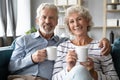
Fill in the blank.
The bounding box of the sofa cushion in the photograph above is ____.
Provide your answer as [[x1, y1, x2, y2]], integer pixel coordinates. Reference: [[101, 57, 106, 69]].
[[0, 46, 13, 80], [111, 38, 120, 78]]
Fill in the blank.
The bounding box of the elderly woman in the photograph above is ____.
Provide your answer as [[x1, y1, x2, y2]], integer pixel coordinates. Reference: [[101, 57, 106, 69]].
[[52, 5, 119, 80]]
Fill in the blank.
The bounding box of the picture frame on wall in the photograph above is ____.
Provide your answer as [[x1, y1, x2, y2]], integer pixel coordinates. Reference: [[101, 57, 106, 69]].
[[54, 0, 80, 6], [56, 0, 67, 5], [68, 0, 77, 5]]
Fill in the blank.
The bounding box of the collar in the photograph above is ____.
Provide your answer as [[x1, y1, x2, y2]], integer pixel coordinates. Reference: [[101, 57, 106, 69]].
[[32, 30, 59, 42]]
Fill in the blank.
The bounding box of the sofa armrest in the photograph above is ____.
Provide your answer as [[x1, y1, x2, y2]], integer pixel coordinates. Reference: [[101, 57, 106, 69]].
[[111, 38, 120, 79], [0, 46, 13, 80]]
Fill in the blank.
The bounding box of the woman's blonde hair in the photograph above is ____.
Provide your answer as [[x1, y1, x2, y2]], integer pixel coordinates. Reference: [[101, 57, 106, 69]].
[[65, 5, 94, 34]]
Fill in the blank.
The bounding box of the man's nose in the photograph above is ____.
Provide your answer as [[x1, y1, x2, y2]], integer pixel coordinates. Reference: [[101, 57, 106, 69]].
[[45, 18, 50, 23]]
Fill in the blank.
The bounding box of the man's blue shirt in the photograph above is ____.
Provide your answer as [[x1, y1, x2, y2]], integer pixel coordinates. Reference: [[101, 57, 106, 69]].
[[9, 31, 68, 80]]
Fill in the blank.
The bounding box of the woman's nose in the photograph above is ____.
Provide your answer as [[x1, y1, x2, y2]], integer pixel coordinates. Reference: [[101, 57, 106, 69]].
[[74, 21, 79, 27]]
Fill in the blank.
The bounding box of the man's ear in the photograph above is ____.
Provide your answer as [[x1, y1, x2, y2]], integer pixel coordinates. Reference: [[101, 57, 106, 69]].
[[36, 18, 39, 25]]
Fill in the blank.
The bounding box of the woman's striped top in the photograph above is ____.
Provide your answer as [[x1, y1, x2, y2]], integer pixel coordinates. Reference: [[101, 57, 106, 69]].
[[52, 40, 119, 80]]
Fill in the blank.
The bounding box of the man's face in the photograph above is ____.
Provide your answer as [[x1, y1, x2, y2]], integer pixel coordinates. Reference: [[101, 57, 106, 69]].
[[37, 8, 58, 34]]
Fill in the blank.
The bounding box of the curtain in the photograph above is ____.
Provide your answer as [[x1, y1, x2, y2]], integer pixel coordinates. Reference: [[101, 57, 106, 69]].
[[0, 0, 6, 37], [0, 0, 16, 46], [16, 0, 31, 36], [0, 0, 31, 46], [6, 0, 16, 38]]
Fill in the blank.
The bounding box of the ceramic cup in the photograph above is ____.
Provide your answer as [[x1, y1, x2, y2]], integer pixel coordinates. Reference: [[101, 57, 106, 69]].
[[46, 46, 57, 61], [75, 47, 88, 62]]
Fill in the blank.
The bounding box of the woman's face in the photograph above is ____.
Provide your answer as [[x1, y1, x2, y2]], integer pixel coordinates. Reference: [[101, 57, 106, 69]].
[[68, 12, 89, 36]]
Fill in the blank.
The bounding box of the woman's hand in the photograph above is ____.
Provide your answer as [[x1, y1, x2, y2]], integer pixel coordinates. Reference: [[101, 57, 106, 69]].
[[66, 50, 77, 72], [80, 57, 98, 80], [80, 58, 94, 71]]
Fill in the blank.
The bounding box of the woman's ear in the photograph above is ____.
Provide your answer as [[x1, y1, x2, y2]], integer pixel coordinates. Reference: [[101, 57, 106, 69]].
[[67, 23, 69, 27], [86, 20, 90, 31]]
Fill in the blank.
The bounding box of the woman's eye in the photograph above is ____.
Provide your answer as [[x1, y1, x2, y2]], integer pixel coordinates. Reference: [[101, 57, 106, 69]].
[[78, 18, 81, 20]]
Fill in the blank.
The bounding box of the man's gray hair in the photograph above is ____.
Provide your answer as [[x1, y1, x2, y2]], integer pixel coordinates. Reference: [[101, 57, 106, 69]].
[[36, 3, 58, 18]]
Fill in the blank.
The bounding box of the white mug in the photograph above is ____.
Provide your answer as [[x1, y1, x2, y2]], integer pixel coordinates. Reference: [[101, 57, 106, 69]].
[[46, 46, 57, 61], [75, 47, 88, 62]]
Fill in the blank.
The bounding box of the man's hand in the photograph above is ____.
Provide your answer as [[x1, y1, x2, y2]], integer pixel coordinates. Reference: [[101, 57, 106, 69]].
[[99, 38, 111, 56], [32, 49, 47, 63]]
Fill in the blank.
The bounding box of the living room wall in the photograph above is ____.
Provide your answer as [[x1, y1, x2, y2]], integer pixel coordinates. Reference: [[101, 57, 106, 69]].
[[30, 0, 120, 40]]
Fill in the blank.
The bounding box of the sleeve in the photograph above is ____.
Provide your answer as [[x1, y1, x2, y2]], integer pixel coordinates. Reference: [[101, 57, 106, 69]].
[[52, 44, 68, 80], [96, 54, 119, 80], [8, 36, 34, 73]]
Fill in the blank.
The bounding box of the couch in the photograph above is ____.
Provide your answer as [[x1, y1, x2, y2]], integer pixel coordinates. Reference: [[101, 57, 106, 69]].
[[0, 38, 120, 80], [111, 37, 120, 79], [0, 40, 15, 80], [0, 46, 13, 80]]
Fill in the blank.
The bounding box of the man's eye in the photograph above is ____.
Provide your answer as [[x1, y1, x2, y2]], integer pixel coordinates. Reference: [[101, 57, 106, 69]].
[[69, 20, 74, 23], [42, 16, 46, 19]]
